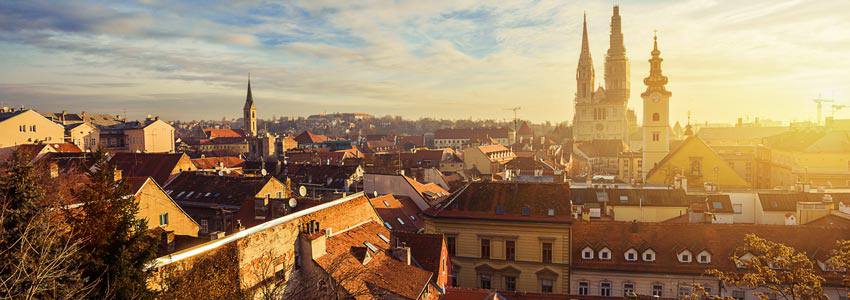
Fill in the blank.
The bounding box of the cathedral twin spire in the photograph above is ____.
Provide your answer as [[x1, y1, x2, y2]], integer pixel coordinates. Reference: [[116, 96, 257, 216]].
[[576, 5, 630, 104]]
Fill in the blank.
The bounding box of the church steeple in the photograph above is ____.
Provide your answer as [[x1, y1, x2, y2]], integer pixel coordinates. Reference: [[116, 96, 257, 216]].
[[641, 32, 671, 97], [243, 74, 257, 137], [604, 5, 630, 104], [576, 13, 595, 100]]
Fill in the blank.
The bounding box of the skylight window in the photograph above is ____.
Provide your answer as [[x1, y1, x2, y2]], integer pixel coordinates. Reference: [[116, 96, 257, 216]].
[[377, 233, 390, 243], [175, 191, 185, 198], [397, 217, 405, 225], [185, 191, 194, 198], [409, 215, 416, 221], [384, 222, 393, 229], [712, 202, 723, 209], [383, 200, 390, 207], [364, 241, 378, 253]]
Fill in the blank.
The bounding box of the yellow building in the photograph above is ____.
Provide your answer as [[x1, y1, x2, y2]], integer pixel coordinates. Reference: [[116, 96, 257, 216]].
[[66, 122, 99, 152], [646, 135, 749, 189], [423, 182, 572, 294], [100, 117, 175, 153], [462, 144, 515, 176], [0, 109, 65, 148], [127, 176, 199, 237]]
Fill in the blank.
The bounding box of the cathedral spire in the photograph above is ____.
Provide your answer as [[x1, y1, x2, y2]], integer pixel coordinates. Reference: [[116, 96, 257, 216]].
[[607, 5, 625, 57], [243, 74, 257, 137], [603, 4, 629, 104], [245, 73, 254, 109], [576, 13, 595, 100]]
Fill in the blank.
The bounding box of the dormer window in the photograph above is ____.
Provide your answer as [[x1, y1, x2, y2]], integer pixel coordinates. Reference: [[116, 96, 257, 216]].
[[736, 253, 754, 269], [598, 248, 611, 260], [678, 250, 693, 263], [642, 249, 656, 262], [625, 249, 638, 261], [581, 247, 594, 259], [698, 251, 711, 264]]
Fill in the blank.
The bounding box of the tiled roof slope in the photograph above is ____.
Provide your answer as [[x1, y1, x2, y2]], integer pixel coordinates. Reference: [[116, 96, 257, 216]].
[[392, 231, 444, 281], [110, 152, 187, 185], [165, 172, 270, 207], [427, 182, 572, 223], [368, 194, 423, 232]]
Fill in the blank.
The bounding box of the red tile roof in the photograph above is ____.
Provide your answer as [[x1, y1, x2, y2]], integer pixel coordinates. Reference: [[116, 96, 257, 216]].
[[427, 182, 572, 223], [294, 130, 329, 144], [315, 221, 432, 299], [434, 128, 510, 140], [164, 172, 275, 207], [368, 194, 423, 232], [391, 231, 445, 282], [571, 221, 850, 277], [444, 287, 566, 300], [191, 156, 245, 169], [202, 128, 245, 139], [517, 121, 533, 136], [110, 152, 189, 185]]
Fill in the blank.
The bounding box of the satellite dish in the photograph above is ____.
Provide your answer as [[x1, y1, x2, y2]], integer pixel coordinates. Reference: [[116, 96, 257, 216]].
[[217, 170, 224, 176], [372, 191, 378, 197], [299, 185, 308, 197], [261, 169, 268, 176], [288, 198, 298, 208]]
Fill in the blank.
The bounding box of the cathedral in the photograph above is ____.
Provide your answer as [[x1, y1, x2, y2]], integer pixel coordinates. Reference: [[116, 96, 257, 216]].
[[572, 6, 633, 143]]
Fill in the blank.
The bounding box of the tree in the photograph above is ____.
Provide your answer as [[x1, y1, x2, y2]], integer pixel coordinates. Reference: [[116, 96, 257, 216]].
[[707, 234, 827, 300], [0, 153, 94, 299], [829, 240, 850, 294], [65, 152, 159, 299]]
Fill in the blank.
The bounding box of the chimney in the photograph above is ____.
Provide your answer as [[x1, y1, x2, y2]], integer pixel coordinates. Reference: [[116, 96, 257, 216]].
[[392, 244, 412, 265]]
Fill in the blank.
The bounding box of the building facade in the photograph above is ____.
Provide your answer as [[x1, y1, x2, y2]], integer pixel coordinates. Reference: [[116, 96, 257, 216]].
[[0, 109, 65, 148]]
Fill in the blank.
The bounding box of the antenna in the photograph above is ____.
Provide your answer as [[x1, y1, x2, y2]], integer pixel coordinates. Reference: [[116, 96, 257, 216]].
[[504, 106, 521, 147]]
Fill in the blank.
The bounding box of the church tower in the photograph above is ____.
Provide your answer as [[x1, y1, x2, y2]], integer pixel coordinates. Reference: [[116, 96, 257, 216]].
[[641, 33, 672, 179], [243, 75, 257, 137], [576, 13, 594, 101], [604, 5, 630, 105]]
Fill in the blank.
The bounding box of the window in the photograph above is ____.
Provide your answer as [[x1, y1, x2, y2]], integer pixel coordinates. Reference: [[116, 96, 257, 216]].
[[623, 282, 635, 296], [578, 281, 589, 295], [599, 248, 611, 260], [505, 240, 516, 261], [254, 199, 267, 219], [600, 281, 612, 296], [690, 158, 703, 176], [504, 276, 516, 291], [479, 273, 491, 289], [625, 249, 638, 261], [643, 249, 656, 262], [200, 219, 208, 233], [447, 236, 456, 256], [19, 125, 25, 132], [521, 206, 530, 216], [733, 203, 743, 214], [679, 285, 693, 297], [652, 131, 660, 141], [732, 290, 745, 300], [581, 247, 594, 259], [397, 217, 405, 225], [159, 213, 169, 226], [481, 239, 490, 258], [541, 242, 552, 263], [384, 222, 393, 230], [540, 278, 553, 293], [679, 250, 692, 263], [652, 112, 660, 121], [698, 251, 711, 264], [652, 283, 663, 297], [30, 125, 36, 132]]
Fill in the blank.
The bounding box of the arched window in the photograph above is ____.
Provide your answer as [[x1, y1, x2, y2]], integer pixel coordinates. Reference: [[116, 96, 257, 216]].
[[652, 113, 660, 122]]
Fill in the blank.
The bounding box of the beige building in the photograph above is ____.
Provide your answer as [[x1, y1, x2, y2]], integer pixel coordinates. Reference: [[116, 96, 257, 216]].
[[65, 122, 99, 151], [127, 176, 199, 237], [100, 117, 175, 153], [0, 109, 65, 148], [423, 182, 573, 295], [462, 144, 515, 176]]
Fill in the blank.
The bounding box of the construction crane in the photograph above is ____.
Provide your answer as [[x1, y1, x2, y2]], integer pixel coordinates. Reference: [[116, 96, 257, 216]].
[[832, 104, 847, 118], [813, 96, 834, 126]]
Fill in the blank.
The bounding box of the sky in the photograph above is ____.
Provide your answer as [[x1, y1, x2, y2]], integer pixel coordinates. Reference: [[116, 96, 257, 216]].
[[1, 0, 849, 125]]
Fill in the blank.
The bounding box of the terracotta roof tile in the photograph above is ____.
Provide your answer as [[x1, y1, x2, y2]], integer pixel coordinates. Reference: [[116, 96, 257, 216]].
[[110, 152, 189, 185], [191, 156, 244, 169], [368, 194, 423, 232], [427, 182, 572, 223]]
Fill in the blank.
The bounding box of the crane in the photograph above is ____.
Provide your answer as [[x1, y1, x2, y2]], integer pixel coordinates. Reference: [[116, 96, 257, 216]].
[[813, 97, 834, 126], [832, 104, 847, 118]]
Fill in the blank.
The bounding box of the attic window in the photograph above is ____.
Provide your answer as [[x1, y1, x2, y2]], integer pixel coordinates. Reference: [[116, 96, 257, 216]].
[[625, 249, 638, 261], [679, 250, 692, 263], [581, 247, 594, 259], [599, 248, 611, 260], [186, 191, 194, 198], [397, 217, 405, 225], [521, 207, 531, 216], [175, 191, 185, 199], [712, 202, 723, 209], [643, 250, 656, 262], [698, 251, 711, 264], [619, 195, 628, 203], [383, 200, 390, 207], [364, 241, 378, 253], [377, 233, 390, 243], [409, 215, 416, 221], [205, 192, 212, 197], [547, 208, 555, 216], [384, 222, 393, 230]]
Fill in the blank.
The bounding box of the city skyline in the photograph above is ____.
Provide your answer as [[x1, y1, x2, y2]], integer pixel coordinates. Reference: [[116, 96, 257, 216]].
[[1, 0, 850, 124]]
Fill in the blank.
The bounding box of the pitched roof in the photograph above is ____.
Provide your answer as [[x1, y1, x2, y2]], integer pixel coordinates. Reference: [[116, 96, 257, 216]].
[[574, 139, 625, 158], [434, 127, 510, 140], [164, 172, 274, 207], [517, 121, 533, 136], [645, 135, 749, 187], [696, 126, 789, 143], [282, 164, 361, 189], [571, 188, 690, 207], [804, 212, 850, 229], [404, 176, 450, 206], [0, 109, 27, 122], [202, 128, 245, 139], [294, 130, 328, 144], [110, 152, 188, 185], [757, 193, 802, 212], [368, 194, 423, 232], [572, 222, 850, 277], [391, 231, 444, 281], [191, 156, 245, 169], [444, 287, 567, 300], [427, 182, 572, 223], [315, 221, 432, 299]]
